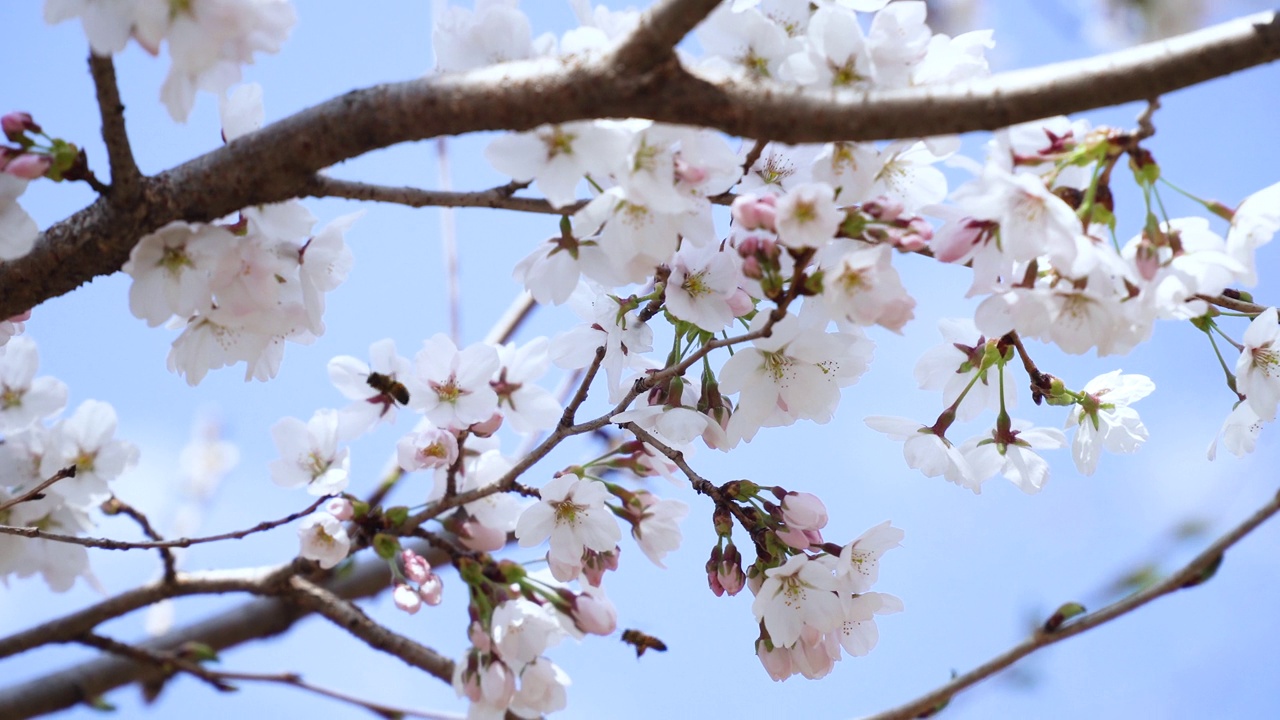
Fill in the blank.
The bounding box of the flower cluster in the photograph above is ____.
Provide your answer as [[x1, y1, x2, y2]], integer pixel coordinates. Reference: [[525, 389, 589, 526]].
[[44, 0, 295, 120], [123, 86, 358, 385], [0, 337, 138, 590]]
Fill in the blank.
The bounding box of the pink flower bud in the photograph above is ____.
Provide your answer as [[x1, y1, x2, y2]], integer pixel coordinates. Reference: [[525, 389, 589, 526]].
[[731, 194, 778, 232], [757, 640, 795, 681], [7, 310, 31, 323], [418, 574, 444, 606], [572, 589, 617, 636], [324, 497, 354, 521], [780, 491, 828, 532], [2, 153, 51, 180], [393, 582, 422, 615], [1, 112, 39, 141], [401, 549, 432, 584]]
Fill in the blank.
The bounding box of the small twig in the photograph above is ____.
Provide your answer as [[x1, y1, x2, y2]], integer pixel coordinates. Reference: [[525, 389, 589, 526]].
[[100, 495, 177, 583], [560, 347, 606, 428], [305, 175, 581, 215], [1198, 292, 1269, 316], [483, 291, 538, 346], [739, 139, 769, 178], [87, 54, 141, 199], [0, 496, 327, 551], [858, 487, 1280, 720], [0, 466, 76, 513], [1134, 97, 1161, 140], [621, 422, 755, 531]]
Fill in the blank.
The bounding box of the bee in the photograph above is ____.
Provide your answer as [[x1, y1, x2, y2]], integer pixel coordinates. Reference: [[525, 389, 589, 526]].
[[620, 629, 668, 658], [366, 371, 410, 405]]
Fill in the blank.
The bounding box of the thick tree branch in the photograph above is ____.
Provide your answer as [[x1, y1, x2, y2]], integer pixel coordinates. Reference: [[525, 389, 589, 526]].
[[610, 0, 723, 70], [0, 544, 450, 718], [2, 11, 1276, 319], [859, 486, 1280, 720], [87, 54, 142, 201]]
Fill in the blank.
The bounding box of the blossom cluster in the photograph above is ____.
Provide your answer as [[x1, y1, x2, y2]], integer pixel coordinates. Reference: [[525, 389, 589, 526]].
[[44, 0, 295, 120], [0, 337, 138, 591], [123, 85, 358, 385]]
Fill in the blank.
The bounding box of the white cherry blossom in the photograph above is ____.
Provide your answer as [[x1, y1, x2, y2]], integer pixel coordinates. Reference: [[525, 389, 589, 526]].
[[298, 512, 350, 569], [1236, 307, 1280, 421], [1065, 370, 1155, 475], [269, 409, 350, 496]]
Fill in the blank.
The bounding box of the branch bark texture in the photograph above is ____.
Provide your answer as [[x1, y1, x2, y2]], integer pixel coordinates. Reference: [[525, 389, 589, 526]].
[[1, 11, 1276, 319]]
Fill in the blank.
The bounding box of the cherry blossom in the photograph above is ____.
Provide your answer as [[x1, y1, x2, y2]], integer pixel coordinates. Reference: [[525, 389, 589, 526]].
[[962, 420, 1067, 494], [40, 400, 139, 507], [1236, 307, 1280, 421], [751, 554, 843, 648], [269, 409, 351, 496], [486, 122, 629, 209], [515, 474, 621, 573], [0, 337, 68, 433], [297, 512, 350, 569], [406, 334, 500, 430], [327, 338, 412, 436], [1065, 370, 1155, 475], [0, 173, 37, 260]]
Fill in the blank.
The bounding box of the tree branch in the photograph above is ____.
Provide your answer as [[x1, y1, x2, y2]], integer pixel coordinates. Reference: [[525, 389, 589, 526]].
[[610, 0, 723, 71], [284, 575, 453, 682], [87, 54, 142, 201], [0, 496, 327, 551], [3, 11, 1276, 319], [0, 544, 450, 718], [858, 486, 1280, 720]]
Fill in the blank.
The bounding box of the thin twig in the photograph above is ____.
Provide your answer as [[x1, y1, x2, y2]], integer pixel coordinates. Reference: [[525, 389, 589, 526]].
[[100, 495, 177, 583], [78, 633, 458, 719], [306, 175, 579, 215], [0, 496, 328, 551], [87, 54, 141, 200], [1198, 292, 1269, 315], [0, 542, 450, 717], [0, 466, 76, 513], [858, 487, 1280, 720]]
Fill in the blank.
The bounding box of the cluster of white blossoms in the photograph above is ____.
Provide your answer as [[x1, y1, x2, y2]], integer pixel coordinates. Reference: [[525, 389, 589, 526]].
[[123, 85, 358, 385], [0, 338, 138, 591], [44, 0, 295, 121], [20, 0, 1280, 717]]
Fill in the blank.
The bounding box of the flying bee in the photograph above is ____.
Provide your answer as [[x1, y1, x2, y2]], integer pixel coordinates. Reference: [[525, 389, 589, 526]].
[[366, 371, 410, 405], [620, 629, 668, 658]]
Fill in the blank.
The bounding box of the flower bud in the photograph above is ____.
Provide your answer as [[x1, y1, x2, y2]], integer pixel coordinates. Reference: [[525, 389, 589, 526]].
[[324, 496, 354, 521], [393, 582, 422, 615], [1, 112, 39, 141], [401, 549, 432, 584], [1, 153, 51, 179]]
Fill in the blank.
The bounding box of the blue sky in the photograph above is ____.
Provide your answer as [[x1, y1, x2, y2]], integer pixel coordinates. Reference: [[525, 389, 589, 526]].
[[2, 2, 1279, 719]]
